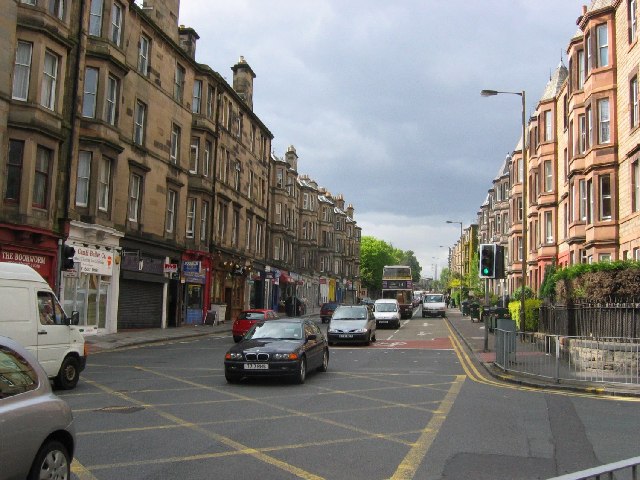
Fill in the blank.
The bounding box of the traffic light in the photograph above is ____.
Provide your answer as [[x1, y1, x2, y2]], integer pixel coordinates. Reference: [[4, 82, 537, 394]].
[[479, 244, 495, 279], [495, 245, 505, 279], [62, 244, 76, 270]]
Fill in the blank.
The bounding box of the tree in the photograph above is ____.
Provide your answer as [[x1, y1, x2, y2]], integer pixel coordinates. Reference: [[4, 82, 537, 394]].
[[359, 236, 398, 296], [359, 237, 423, 297]]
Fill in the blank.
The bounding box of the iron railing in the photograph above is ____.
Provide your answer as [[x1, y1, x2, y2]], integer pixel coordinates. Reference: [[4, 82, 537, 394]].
[[546, 455, 640, 479], [494, 330, 640, 386], [539, 303, 640, 338]]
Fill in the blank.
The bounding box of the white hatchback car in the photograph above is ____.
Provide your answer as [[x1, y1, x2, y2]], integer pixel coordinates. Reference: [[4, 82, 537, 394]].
[[373, 299, 401, 329]]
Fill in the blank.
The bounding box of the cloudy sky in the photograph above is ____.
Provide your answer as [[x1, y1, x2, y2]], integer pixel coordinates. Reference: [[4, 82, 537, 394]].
[[178, 0, 587, 279]]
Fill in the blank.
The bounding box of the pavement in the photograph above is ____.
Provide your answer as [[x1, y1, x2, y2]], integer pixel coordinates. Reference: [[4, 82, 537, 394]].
[[84, 308, 640, 397]]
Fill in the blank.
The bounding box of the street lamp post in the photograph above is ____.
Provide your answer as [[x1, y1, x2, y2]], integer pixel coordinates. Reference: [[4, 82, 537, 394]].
[[446, 220, 464, 309], [481, 89, 527, 331]]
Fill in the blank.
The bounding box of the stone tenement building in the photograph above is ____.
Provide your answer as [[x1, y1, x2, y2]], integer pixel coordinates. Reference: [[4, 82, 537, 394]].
[[470, 0, 640, 300], [0, 0, 360, 333]]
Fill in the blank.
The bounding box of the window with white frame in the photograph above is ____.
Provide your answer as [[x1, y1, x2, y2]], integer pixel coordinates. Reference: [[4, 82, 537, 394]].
[[545, 211, 553, 244], [598, 98, 610, 143], [110, 2, 123, 46], [76, 151, 91, 207], [203, 140, 211, 177], [599, 174, 612, 220], [303, 192, 309, 210], [256, 222, 263, 253], [138, 34, 150, 75], [599, 253, 611, 262], [174, 63, 185, 103], [48, 0, 64, 19], [633, 160, 640, 212], [82, 67, 98, 117], [134, 100, 145, 145], [89, 0, 103, 36], [247, 171, 253, 198], [200, 200, 208, 242], [579, 179, 587, 220], [12, 41, 32, 101], [33, 146, 51, 209], [245, 217, 252, 250], [274, 238, 280, 260], [517, 157, 523, 183], [578, 114, 586, 153], [231, 210, 240, 247], [165, 190, 176, 234], [216, 201, 226, 239], [105, 75, 118, 125], [275, 202, 282, 224], [276, 168, 283, 188], [632, 77, 639, 129], [206, 85, 214, 119], [631, 0, 638, 43], [128, 174, 141, 222], [578, 50, 585, 89], [189, 137, 198, 174], [98, 156, 110, 211], [192, 80, 202, 114], [234, 161, 241, 191], [587, 179, 594, 224], [544, 160, 553, 192], [186, 197, 196, 238], [170, 123, 181, 164], [596, 23, 608, 67], [586, 32, 593, 72], [41, 51, 58, 110], [544, 110, 552, 141]]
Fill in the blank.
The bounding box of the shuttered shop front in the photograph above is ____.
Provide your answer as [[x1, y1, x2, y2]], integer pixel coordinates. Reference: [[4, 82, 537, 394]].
[[118, 280, 163, 329]]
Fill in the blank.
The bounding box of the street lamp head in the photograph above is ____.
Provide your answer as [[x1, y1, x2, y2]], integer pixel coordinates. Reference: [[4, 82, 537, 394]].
[[481, 89, 498, 97]]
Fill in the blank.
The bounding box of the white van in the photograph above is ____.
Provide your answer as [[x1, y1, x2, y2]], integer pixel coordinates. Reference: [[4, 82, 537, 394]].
[[0, 263, 87, 389], [373, 298, 401, 329]]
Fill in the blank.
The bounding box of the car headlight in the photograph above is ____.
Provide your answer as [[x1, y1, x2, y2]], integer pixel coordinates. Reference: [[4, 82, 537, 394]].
[[225, 352, 243, 360], [353, 328, 367, 333], [272, 352, 298, 360], [328, 328, 338, 333]]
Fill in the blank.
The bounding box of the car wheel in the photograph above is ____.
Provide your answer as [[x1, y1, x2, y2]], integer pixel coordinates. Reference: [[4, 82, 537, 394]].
[[365, 332, 371, 346], [225, 370, 241, 383], [233, 336, 242, 342], [294, 357, 307, 384], [27, 440, 70, 480], [317, 349, 329, 372], [372, 331, 377, 342], [54, 355, 80, 390]]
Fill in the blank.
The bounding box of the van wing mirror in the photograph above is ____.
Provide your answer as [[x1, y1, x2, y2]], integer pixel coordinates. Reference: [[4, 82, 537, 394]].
[[69, 311, 80, 326]]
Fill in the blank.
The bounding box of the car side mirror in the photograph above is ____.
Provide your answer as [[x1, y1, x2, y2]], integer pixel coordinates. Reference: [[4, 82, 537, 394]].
[[307, 333, 317, 342], [69, 311, 80, 325]]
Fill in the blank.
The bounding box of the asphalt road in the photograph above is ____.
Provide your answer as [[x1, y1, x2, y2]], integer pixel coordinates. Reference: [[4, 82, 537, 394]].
[[61, 309, 640, 480]]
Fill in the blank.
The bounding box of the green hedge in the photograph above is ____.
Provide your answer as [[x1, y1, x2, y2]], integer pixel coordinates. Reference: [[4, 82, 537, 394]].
[[508, 298, 541, 331]]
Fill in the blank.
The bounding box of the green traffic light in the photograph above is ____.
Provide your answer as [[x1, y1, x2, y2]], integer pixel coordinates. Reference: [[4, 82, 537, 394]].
[[483, 268, 489, 275]]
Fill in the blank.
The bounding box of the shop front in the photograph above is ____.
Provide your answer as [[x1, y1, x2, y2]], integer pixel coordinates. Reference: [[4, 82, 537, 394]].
[[117, 239, 182, 329], [182, 258, 208, 325], [0, 223, 59, 289], [61, 221, 123, 335], [210, 255, 248, 323]]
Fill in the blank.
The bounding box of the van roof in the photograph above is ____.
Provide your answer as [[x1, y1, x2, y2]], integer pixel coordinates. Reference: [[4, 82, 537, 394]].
[[375, 299, 397, 303], [0, 262, 48, 283]]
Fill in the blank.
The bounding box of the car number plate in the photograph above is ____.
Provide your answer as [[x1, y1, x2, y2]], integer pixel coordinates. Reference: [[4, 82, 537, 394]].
[[339, 334, 354, 338], [244, 363, 268, 370]]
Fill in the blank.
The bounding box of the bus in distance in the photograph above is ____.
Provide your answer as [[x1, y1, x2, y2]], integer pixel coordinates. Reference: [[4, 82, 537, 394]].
[[381, 265, 414, 319]]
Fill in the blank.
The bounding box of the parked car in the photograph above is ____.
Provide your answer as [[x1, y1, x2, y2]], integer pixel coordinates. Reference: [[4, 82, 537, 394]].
[[327, 305, 377, 346], [422, 293, 447, 318], [360, 297, 374, 306], [232, 309, 279, 342], [0, 335, 76, 480], [373, 298, 401, 328], [224, 318, 329, 384], [320, 302, 341, 323]]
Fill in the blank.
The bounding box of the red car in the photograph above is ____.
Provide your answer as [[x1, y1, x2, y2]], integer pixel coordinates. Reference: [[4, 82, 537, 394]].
[[232, 309, 279, 342], [320, 302, 341, 323]]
